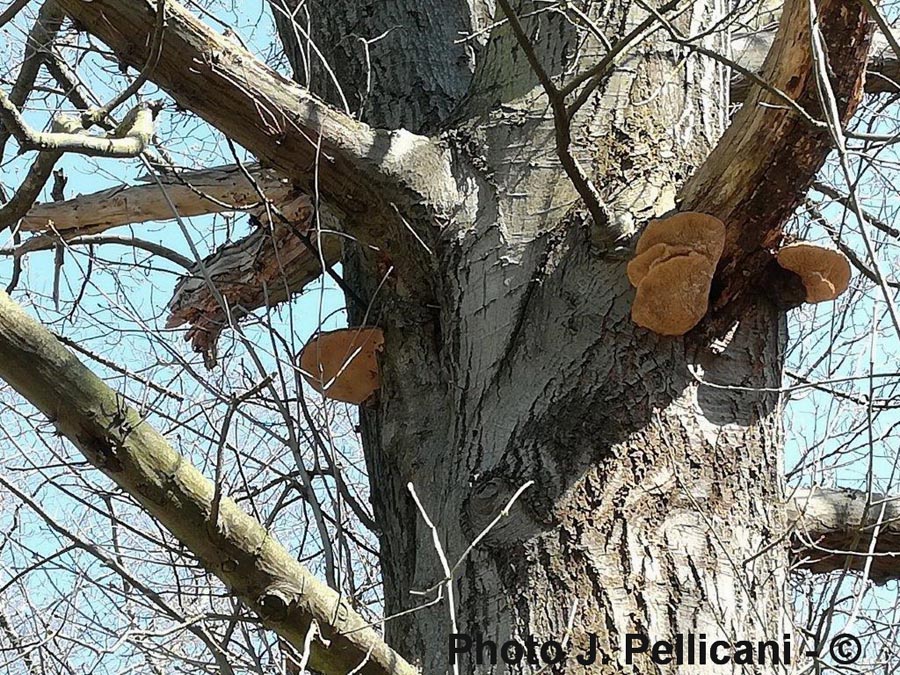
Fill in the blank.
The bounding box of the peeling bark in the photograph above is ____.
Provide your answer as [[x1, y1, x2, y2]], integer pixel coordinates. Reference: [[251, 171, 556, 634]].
[[2, 0, 887, 673], [732, 26, 900, 102], [165, 196, 342, 361], [20, 164, 294, 235]]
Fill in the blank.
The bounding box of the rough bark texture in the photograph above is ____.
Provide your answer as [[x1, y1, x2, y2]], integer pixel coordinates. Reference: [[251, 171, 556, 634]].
[[732, 26, 900, 101], [166, 196, 342, 359], [680, 0, 874, 329], [271, 0, 482, 133], [12, 0, 878, 672], [276, 1, 791, 672]]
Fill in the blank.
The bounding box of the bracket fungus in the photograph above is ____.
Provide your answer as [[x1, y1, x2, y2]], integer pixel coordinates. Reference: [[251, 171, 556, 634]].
[[626, 212, 726, 336], [299, 327, 384, 404], [775, 243, 851, 303]]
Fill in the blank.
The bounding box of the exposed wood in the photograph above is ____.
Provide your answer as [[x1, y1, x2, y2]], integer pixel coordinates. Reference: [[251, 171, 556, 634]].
[[731, 27, 900, 102], [678, 0, 874, 328], [0, 150, 62, 231], [789, 488, 900, 584], [0, 290, 417, 675], [19, 167, 339, 362], [20, 164, 294, 235], [165, 196, 342, 363], [54, 0, 455, 298]]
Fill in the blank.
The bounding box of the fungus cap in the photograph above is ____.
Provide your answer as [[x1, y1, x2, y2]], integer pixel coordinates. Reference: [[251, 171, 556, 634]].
[[635, 212, 726, 262], [299, 327, 384, 404], [775, 243, 851, 303], [631, 252, 716, 335], [627, 211, 725, 335], [627, 242, 698, 287]]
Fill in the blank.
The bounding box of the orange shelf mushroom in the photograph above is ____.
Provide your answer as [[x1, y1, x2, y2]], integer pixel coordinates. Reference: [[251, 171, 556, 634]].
[[626, 212, 726, 335], [299, 327, 384, 404], [775, 243, 851, 303]]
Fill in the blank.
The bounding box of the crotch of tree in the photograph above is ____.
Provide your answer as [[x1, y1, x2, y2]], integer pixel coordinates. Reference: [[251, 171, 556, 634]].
[[626, 212, 726, 336], [298, 327, 384, 404], [775, 243, 852, 303]]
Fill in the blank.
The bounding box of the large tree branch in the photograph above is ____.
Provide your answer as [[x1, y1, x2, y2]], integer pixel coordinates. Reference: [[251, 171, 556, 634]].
[[17, 166, 339, 362], [789, 488, 900, 584], [54, 0, 456, 217], [678, 0, 874, 328], [53, 0, 454, 296], [0, 290, 416, 675]]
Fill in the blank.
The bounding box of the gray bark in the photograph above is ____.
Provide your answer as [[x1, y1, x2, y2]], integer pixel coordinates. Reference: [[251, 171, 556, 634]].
[[8, 0, 879, 672], [279, 0, 790, 672], [0, 290, 416, 675]]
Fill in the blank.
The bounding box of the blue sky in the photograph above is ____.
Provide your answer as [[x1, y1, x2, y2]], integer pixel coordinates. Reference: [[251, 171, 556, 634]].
[[1, 0, 900, 670]]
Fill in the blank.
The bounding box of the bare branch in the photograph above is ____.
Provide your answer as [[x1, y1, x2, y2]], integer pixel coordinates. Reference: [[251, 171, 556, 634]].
[[789, 488, 900, 585], [810, 180, 900, 239], [0, 150, 62, 231], [4, 233, 195, 270], [0, 96, 160, 158], [731, 23, 900, 101], [0, 290, 417, 675], [54, 0, 457, 216], [20, 163, 294, 235], [165, 197, 342, 359], [0, 1, 65, 161], [0, 0, 31, 29]]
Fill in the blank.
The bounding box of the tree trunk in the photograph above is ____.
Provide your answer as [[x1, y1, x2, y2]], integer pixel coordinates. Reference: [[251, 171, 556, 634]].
[[279, 0, 791, 672]]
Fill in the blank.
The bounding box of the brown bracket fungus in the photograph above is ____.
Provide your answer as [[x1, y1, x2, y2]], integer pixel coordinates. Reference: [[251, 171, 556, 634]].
[[775, 243, 851, 303], [626, 212, 726, 335], [299, 327, 384, 404]]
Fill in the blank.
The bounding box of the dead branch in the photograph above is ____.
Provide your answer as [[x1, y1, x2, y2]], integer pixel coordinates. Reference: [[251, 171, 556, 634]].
[[0, 150, 63, 231], [20, 163, 294, 235], [17, 165, 339, 362], [54, 0, 457, 217], [677, 0, 874, 328], [731, 23, 900, 101], [165, 196, 342, 363]]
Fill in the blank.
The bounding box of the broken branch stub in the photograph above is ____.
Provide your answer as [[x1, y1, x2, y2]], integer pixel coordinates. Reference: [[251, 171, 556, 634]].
[[627, 212, 726, 335], [165, 195, 343, 367], [775, 243, 851, 303], [298, 328, 384, 404]]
